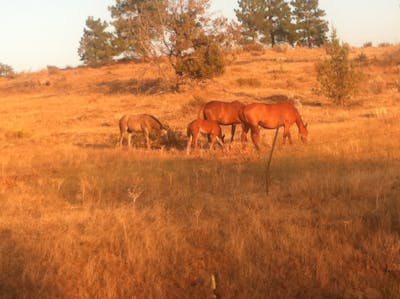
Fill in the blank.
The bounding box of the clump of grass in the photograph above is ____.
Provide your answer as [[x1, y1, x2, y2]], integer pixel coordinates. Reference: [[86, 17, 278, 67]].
[[180, 95, 206, 115], [4, 130, 31, 139], [236, 77, 262, 87], [272, 43, 289, 53], [379, 47, 400, 66], [369, 76, 386, 94], [242, 42, 265, 54]]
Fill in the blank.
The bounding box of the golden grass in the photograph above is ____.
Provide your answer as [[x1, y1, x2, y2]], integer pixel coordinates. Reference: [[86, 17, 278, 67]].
[[0, 45, 400, 298]]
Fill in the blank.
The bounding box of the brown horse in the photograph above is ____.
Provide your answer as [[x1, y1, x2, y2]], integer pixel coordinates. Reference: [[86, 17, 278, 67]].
[[199, 100, 246, 142], [240, 101, 308, 150], [118, 114, 168, 149], [186, 119, 225, 154]]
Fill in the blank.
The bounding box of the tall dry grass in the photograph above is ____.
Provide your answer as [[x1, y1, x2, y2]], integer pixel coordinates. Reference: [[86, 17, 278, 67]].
[[1, 116, 399, 298], [1, 45, 400, 298]]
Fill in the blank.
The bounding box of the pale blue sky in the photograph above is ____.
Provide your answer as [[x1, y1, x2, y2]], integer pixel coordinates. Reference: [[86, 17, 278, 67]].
[[0, 1, 399, 71]]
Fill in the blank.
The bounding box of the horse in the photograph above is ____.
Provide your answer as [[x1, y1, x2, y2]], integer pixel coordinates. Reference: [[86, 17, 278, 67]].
[[240, 101, 308, 150], [118, 114, 168, 149], [186, 119, 225, 154], [198, 100, 246, 142]]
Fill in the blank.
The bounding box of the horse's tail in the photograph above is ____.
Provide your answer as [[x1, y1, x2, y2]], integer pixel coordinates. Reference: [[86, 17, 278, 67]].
[[197, 104, 205, 119], [119, 115, 127, 133], [187, 126, 191, 138]]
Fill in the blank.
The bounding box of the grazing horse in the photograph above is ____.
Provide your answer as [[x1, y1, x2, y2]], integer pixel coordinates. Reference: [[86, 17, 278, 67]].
[[198, 100, 246, 142], [118, 114, 168, 149], [240, 101, 308, 150], [186, 119, 225, 154]]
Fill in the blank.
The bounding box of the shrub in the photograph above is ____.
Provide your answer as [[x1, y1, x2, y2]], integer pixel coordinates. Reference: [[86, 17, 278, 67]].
[[242, 42, 265, 53], [174, 39, 225, 80], [378, 42, 391, 47], [362, 41, 373, 48], [379, 48, 400, 66], [236, 77, 262, 87], [354, 52, 369, 66], [0, 63, 14, 78], [272, 43, 290, 53], [315, 30, 363, 106], [369, 77, 386, 94]]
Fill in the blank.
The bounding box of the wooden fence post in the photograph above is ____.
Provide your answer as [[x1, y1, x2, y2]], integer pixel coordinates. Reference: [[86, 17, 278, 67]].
[[266, 124, 280, 195]]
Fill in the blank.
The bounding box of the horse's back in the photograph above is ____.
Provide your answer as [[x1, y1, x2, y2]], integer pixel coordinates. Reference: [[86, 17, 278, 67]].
[[188, 119, 222, 136], [120, 114, 161, 132], [203, 100, 244, 124], [242, 101, 300, 128]]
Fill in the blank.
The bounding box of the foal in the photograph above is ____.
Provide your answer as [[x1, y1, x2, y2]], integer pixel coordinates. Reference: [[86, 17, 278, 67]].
[[186, 119, 225, 154], [118, 114, 168, 149]]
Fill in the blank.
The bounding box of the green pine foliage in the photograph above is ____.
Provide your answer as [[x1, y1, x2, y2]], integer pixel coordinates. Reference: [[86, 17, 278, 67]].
[[291, 0, 328, 47], [78, 17, 115, 67], [235, 0, 328, 47]]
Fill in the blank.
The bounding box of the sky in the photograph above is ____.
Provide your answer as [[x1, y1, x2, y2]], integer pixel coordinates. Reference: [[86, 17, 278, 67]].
[[0, 0, 399, 72]]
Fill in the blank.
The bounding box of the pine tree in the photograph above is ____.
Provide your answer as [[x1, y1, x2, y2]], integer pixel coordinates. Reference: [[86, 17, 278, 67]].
[[108, 0, 225, 86], [78, 17, 114, 66], [263, 0, 293, 45], [235, 0, 293, 46], [290, 0, 328, 47], [235, 0, 266, 42], [109, 0, 167, 58]]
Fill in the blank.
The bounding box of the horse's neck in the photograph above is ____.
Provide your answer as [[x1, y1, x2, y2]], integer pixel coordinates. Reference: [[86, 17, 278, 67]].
[[295, 114, 307, 133]]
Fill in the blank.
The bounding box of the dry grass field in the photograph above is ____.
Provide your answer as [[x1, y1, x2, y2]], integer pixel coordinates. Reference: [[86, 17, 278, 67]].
[[0, 45, 400, 298]]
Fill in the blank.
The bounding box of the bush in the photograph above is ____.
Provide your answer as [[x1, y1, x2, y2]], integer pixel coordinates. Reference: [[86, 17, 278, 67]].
[[242, 42, 265, 53], [379, 47, 400, 66], [354, 52, 369, 66], [236, 77, 262, 87], [174, 39, 225, 80], [362, 41, 373, 48], [315, 31, 363, 106], [0, 63, 14, 78], [369, 77, 386, 94]]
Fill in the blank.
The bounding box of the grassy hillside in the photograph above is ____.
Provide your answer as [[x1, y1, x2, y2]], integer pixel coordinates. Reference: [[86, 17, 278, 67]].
[[0, 45, 399, 298]]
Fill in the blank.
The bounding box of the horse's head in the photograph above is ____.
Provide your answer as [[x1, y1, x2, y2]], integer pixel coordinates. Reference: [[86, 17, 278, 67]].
[[300, 123, 308, 143]]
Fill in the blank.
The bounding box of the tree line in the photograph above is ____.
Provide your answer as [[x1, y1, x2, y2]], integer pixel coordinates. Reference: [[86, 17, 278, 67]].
[[78, 0, 328, 70], [77, 0, 360, 105]]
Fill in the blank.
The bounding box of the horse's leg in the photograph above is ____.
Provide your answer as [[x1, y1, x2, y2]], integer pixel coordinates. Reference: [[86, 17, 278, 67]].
[[127, 133, 132, 148], [193, 132, 199, 150], [144, 129, 150, 149], [284, 122, 292, 145], [231, 124, 236, 142], [210, 135, 217, 150], [186, 134, 192, 154], [118, 132, 123, 147], [216, 136, 224, 147], [241, 123, 250, 148], [250, 126, 260, 150]]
